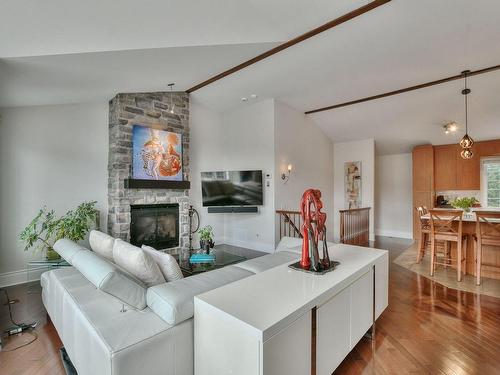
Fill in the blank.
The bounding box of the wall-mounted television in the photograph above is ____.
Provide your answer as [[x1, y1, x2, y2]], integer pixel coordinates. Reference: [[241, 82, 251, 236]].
[[201, 170, 263, 207]]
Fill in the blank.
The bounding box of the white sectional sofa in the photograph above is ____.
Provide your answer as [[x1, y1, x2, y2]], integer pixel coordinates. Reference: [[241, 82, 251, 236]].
[[41, 237, 303, 375]]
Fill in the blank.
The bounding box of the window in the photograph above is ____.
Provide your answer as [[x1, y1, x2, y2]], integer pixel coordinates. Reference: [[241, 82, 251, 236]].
[[481, 158, 500, 208]]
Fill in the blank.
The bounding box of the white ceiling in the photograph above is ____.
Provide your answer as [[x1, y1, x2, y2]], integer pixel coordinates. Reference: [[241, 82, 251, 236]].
[[1, 0, 499, 155]]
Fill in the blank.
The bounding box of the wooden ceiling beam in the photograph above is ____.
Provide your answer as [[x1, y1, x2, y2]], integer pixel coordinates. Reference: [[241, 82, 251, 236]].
[[305, 64, 500, 115], [186, 0, 391, 94]]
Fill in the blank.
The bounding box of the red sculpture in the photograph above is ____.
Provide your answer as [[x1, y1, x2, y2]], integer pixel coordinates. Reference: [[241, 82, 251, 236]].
[[300, 189, 330, 272]]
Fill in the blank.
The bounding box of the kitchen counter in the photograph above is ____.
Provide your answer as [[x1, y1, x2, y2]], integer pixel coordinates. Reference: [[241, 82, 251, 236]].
[[422, 209, 500, 279]]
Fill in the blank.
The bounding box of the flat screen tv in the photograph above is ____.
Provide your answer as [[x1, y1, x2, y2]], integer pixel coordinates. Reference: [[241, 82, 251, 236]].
[[201, 170, 263, 207]]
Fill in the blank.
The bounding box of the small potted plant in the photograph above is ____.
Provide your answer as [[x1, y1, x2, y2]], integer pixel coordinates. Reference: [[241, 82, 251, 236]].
[[451, 197, 479, 213], [20, 201, 98, 260], [199, 225, 215, 254]]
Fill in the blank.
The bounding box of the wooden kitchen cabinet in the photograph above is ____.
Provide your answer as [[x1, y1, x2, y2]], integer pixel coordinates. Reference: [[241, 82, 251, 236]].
[[434, 144, 457, 190], [412, 145, 434, 239], [456, 143, 480, 190], [434, 144, 480, 190]]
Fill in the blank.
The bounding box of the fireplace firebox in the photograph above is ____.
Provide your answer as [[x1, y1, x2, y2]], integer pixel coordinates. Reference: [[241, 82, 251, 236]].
[[130, 204, 179, 249]]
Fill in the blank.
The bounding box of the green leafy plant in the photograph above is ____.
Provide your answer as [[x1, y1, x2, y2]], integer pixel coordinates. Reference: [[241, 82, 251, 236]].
[[199, 225, 214, 241], [451, 197, 479, 212], [20, 201, 98, 258]]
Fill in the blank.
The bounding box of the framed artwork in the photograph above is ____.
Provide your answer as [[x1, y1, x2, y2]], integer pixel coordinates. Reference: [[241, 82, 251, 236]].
[[344, 161, 361, 209], [132, 125, 183, 181]]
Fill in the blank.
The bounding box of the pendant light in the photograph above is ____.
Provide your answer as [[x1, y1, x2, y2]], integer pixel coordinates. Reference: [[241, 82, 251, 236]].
[[459, 70, 474, 159], [167, 83, 175, 114]]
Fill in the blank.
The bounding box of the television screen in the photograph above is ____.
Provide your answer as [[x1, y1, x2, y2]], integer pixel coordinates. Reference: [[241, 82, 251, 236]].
[[201, 170, 263, 207]]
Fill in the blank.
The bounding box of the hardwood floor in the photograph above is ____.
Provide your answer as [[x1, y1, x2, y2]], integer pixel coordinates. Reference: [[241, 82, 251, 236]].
[[335, 237, 500, 375], [1, 237, 499, 375]]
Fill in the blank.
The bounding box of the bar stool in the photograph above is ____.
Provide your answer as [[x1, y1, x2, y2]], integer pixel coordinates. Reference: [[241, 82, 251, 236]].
[[415, 206, 430, 263], [473, 211, 500, 285], [415, 206, 448, 263], [429, 209, 468, 281]]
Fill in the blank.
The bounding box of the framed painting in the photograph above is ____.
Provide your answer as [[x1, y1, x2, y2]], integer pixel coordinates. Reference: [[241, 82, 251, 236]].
[[132, 125, 183, 181], [344, 161, 361, 209]]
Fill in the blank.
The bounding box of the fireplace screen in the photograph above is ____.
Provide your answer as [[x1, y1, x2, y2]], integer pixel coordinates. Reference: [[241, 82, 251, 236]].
[[130, 204, 179, 249]]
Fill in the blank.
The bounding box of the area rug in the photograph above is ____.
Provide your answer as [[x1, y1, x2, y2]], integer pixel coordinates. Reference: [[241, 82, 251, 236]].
[[393, 242, 500, 299], [60, 347, 77, 375]]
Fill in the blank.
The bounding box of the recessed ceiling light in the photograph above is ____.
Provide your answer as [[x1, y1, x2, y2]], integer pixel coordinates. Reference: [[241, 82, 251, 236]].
[[241, 97, 248, 102]]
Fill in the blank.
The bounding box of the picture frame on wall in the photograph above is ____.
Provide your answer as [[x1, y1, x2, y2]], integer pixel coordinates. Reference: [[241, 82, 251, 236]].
[[132, 124, 183, 181], [344, 161, 361, 209]]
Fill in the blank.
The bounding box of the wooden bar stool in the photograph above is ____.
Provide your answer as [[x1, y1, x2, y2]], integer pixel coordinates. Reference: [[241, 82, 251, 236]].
[[473, 211, 500, 285], [429, 209, 468, 281], [415, 206, 430, 263], [415, 206, 448, 263]]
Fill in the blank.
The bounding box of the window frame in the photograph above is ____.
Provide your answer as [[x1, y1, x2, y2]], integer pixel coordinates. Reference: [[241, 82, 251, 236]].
[[480, 157, 500, 208]]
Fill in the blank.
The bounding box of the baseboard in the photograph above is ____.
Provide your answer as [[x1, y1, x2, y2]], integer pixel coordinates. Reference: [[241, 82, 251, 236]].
[[375, 229, 413, 239], [0, 267, 46, 288]]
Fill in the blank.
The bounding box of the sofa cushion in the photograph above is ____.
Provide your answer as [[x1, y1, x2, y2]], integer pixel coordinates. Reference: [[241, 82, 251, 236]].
[[147, 265, 254, 325], [53, 238, 87, 265], [42, 267, 193, 375], [113, 239, 165, 287], [89, 230, 115, 261], [233, 251, 299, 274], [71, 248, 147, 309], [142, 245, 183, 282], [276, 236, 303, 253]]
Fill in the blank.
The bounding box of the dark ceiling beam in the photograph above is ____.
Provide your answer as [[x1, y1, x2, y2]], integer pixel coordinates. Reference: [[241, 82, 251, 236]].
[[186, 0, 391, 94], [305, 64, 500, 115]]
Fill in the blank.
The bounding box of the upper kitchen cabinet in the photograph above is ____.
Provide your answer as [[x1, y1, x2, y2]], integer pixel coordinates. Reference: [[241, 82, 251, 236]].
[[413, 145, 434, 192], [434, 144, 457, 190], [456, 143, 480, 190]]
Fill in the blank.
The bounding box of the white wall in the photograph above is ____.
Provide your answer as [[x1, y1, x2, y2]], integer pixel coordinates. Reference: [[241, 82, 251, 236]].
[[333, 139, 375, 241], [274, 101, 334, 242], [375, 153, 413, 239], [190, 99, 276, 252], [0, 102, 108, 286], [189, 99, 226, 245]]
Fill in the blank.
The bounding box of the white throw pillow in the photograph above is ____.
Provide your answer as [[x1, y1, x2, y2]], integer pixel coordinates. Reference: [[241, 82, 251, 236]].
[[89, 230, 115, 261], [142, 245, 184, 282], [113, 239, 166, 287]]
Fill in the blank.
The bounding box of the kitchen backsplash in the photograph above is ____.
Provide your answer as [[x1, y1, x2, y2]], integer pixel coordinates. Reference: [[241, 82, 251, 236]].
[[436, 190, 481, 203]]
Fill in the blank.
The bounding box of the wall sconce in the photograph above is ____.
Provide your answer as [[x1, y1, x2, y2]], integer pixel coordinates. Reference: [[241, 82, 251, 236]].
[[281, 164, 292, 183]]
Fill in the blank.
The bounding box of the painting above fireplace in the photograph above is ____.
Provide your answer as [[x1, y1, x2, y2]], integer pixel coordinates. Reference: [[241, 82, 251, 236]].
[[130, 203, 179, 249]]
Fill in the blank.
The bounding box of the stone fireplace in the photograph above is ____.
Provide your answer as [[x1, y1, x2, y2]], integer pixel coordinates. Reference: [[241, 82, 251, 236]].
[[108, 91, 190, 253]]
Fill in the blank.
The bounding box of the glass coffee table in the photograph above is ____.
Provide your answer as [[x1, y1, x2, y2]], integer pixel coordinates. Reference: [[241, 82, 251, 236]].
[[179, 248, 247, 276]]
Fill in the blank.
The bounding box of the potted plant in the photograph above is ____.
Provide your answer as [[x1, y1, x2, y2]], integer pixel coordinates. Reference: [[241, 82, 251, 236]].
[[20, 201, 98, 260], [199, 225, 215, 254], [451, 197, 479, 213]]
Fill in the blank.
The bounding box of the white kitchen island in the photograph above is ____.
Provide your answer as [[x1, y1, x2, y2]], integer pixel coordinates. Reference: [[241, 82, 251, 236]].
[[194, 244, 388, 375]]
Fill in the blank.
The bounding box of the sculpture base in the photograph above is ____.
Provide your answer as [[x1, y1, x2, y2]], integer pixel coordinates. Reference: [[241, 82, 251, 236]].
[[288, 260, 340, 275]]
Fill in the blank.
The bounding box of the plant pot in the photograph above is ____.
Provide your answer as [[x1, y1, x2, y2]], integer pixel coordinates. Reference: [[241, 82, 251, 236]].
[[200, 240, 213, 254], [46, 248, 61, 260]]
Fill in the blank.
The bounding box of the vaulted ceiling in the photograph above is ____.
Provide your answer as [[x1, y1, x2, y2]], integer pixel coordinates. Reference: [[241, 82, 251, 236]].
[[1, 0, 499, 154]]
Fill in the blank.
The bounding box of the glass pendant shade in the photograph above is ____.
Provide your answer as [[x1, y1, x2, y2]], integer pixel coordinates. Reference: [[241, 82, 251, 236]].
[[461, 148, 473, 159], [459, 133, 474, 148]]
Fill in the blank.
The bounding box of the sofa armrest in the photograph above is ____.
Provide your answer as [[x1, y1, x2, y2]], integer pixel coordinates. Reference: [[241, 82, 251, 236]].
[[147, 266, 253, 325]]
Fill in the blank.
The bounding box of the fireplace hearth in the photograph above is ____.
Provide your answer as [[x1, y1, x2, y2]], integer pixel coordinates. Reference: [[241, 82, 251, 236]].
[[130, 204, 179, 249]]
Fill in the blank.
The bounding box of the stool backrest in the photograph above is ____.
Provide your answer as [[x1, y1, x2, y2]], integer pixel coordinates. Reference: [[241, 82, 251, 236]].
[[415, 206, 429, 228], [429, 209, 463, 237], [475, 211, 500, 242]]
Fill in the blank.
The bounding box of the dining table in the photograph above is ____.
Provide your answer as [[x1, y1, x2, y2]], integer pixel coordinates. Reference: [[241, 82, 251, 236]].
[[422, 209, 500, 280]]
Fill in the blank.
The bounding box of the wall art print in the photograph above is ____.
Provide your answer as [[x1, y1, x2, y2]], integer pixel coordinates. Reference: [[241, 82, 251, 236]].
[[132, 125, 183, 181], [344, 161, 361, 209]]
